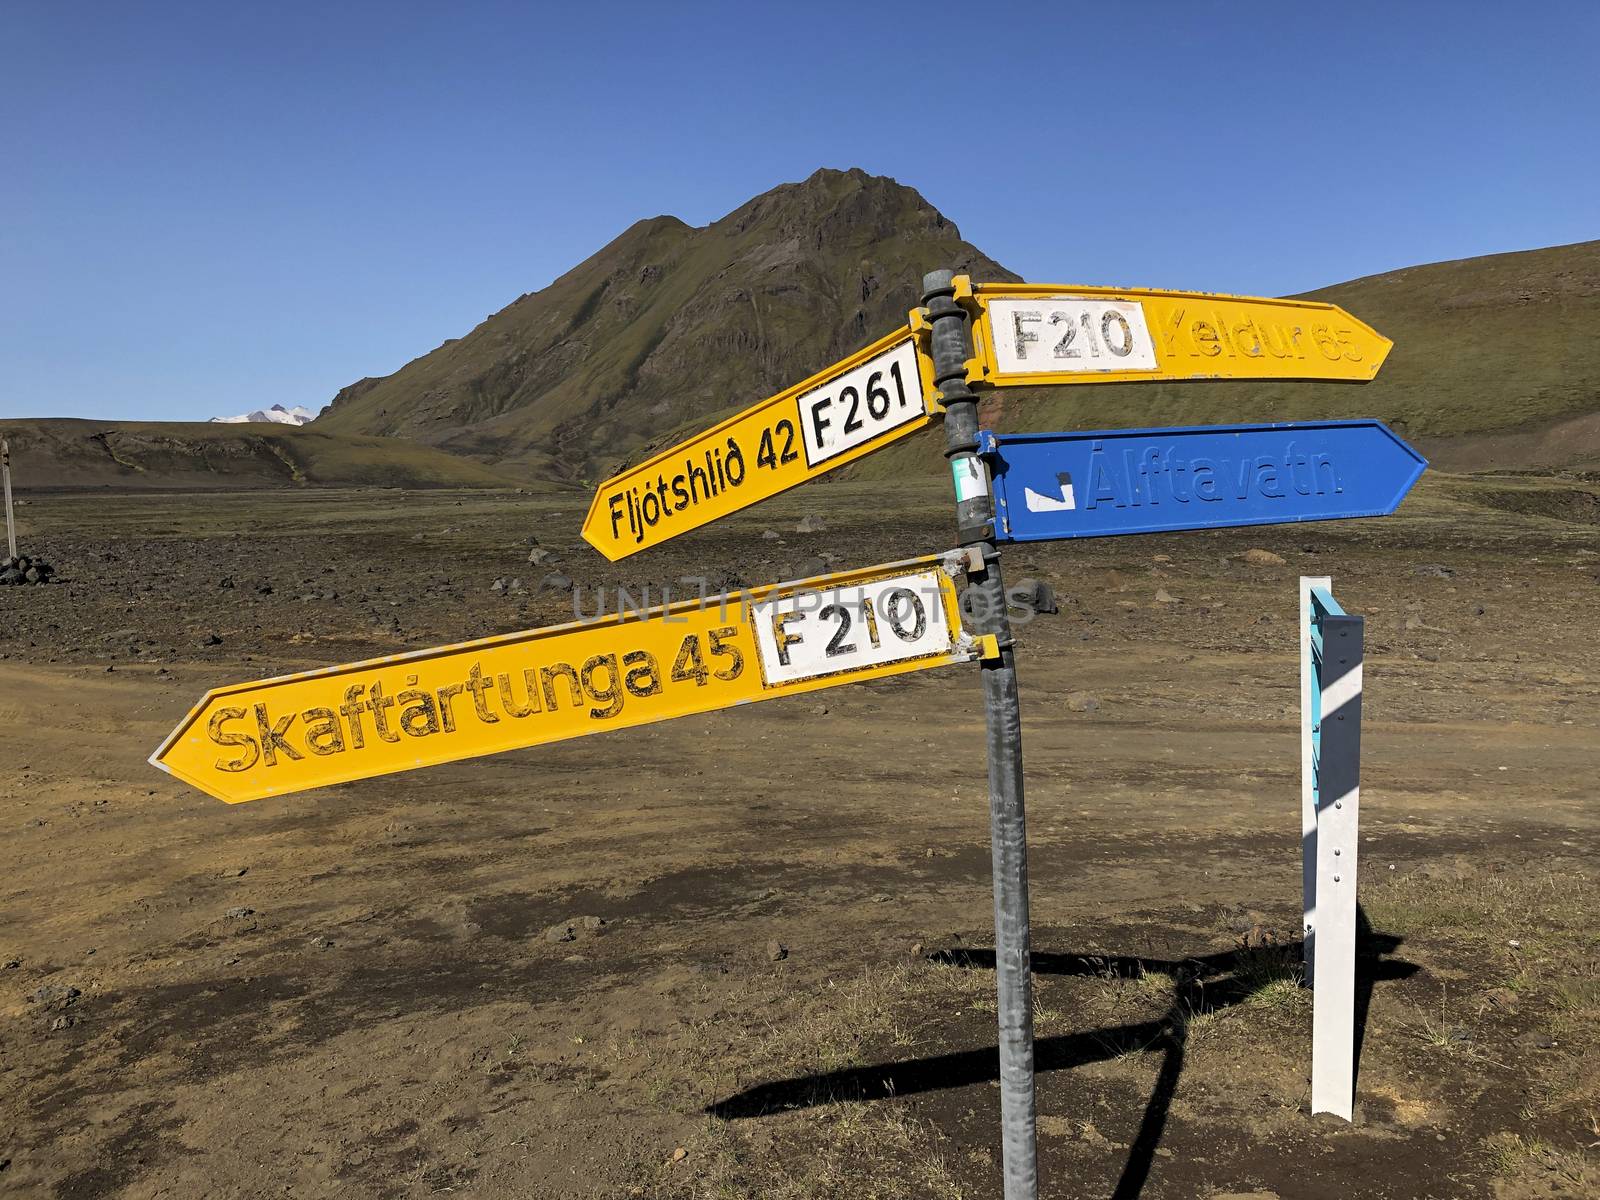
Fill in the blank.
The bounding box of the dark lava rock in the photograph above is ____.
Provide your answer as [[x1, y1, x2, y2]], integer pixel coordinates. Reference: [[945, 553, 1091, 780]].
[[30, 982, 81, 1010], [1010, 579, 1059, 615], [1, 555, 52, 585]]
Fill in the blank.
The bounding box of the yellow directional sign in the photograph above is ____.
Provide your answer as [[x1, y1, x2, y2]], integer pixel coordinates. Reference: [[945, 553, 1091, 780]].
[[151, 553, 990, 804], [582, 327, 935, 561], [960, 281, 1391, 388]]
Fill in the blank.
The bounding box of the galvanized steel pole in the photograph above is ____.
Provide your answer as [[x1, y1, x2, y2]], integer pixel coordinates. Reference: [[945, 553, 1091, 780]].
[[922, 269, 1038, 1200], [2, 438, 15, 560]]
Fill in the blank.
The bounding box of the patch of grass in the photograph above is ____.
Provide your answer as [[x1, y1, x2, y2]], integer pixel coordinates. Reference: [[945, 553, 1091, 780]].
[[1553, 974, 1600, 1016], [1484, 1132, 1558, 1174], [1032, 984, 1068, 1033], [1128, 967, 1176, 1003], [634, 957, 999, 1199], [1168, 996, 1226, 1048], [1364, 866, 1593, 950], [1404, 992, 1506, 1068], [1482, 1132, 1600, 1197], [742, 962, 930, 1074], [683, 1100, 965, 1200], [1064, 958, 1178, 1029], [1245, 977, 1311, 1015], [1369, 864, 1599, 1124], [1233, 940, 1310, 1014], [642, 1073, 673, 1107]]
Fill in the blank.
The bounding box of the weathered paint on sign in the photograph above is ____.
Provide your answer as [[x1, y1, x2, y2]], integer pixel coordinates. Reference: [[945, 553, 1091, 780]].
[[581, 329, 935, 561], [982, 420, 1426, 542], [151, 554, 986, 804], [966, 282, 1391, 387]]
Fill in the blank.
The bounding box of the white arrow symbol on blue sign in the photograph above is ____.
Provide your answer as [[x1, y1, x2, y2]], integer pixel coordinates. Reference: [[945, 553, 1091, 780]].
[[980, 420, 1427, 543]]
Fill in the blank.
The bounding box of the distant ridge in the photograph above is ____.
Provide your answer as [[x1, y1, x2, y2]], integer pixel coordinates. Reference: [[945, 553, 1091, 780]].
[[0, 418, 524, 491], [848, 238, 1600, 481]]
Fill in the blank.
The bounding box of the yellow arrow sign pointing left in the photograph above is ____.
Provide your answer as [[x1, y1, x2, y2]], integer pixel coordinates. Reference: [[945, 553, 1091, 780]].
[[582, 327, 935, 561], [151, 553, 989, 804]]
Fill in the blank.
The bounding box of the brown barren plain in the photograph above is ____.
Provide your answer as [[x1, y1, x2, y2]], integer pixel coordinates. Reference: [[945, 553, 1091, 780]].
[[1, 474, 1596, 1199]]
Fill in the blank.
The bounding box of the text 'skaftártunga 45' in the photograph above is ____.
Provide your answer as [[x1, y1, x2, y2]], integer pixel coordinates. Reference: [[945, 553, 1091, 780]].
[[152, 555, 983, 803]]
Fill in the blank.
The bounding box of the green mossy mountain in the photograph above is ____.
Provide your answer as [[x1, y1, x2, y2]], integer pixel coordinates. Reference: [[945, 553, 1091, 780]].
[[314, 168, 1016, 480], [317, 165, 1598, 479]]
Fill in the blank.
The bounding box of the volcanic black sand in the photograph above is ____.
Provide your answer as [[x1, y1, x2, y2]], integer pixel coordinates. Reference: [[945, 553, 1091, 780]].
[[1, 474, 1596, 1198]]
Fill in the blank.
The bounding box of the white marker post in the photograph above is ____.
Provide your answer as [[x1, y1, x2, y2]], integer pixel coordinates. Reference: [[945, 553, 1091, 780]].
[[2, 438, 15, 560], [1301, 576, 1363, 1120]]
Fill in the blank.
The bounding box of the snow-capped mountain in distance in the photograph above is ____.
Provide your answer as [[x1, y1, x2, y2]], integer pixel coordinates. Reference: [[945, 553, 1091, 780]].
[[209, 404, 322, 426]]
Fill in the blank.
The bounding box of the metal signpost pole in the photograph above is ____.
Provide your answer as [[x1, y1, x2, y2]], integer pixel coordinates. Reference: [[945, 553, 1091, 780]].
[[2, 438, 16, 560], [922, 269, 1038, 1200]]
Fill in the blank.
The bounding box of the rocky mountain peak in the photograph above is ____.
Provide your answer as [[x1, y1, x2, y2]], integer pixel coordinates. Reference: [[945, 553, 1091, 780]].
[[314, 169, 1014, 481]]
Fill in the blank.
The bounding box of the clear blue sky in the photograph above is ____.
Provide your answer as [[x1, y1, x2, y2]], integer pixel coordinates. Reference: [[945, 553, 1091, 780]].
[[4, 1, 1596, 422]]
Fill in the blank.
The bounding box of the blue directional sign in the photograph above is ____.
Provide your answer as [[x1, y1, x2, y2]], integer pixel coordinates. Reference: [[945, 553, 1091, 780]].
[[980, 420, 1426, 543]]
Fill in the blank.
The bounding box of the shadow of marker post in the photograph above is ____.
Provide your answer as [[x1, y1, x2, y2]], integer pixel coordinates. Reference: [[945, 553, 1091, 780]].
[[707, 939, 1417, 1199]]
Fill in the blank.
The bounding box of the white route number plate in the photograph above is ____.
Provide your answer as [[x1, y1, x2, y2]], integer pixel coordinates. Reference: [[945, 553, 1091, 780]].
[[751, 569, 955, 686], [987, 297, 1158, 376], [797, 339, 927, 467]]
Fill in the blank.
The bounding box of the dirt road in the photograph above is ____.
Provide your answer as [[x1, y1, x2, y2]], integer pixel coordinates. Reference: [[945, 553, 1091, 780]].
[[2, 476, 1596, 1198]]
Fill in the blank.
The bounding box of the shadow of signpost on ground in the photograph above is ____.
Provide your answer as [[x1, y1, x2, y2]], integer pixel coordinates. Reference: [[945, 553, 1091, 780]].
[[1353, 905, 1401, 1079], [708, 919, 1417, 1200]]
